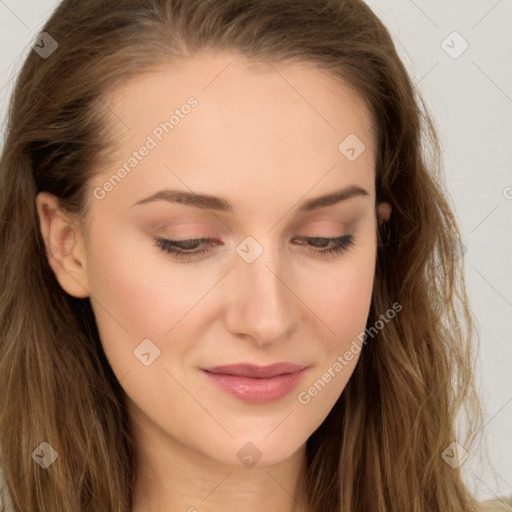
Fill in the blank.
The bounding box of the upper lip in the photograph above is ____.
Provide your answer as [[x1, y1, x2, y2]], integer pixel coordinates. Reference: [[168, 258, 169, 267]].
[[202, 363, 308, 379]]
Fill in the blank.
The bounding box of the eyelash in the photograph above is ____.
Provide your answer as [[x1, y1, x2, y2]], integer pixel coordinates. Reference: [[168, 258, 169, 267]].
[[153, 234, 355, 261]]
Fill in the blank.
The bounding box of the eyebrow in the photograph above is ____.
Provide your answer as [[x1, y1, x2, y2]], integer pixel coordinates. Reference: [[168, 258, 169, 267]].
[[131, 184, 369, 212]]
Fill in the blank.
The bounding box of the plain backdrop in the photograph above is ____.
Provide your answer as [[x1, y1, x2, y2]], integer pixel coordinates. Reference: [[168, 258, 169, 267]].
[[0, 0, 511, 503]]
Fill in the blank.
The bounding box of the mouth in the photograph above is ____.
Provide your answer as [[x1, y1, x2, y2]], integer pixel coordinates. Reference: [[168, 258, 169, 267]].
[[200, 363, 309, 404], [202, 362, 308, 378]]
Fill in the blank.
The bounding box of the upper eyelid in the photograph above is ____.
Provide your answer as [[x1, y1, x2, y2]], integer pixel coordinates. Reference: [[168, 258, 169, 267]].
[[154, 221, 354, 238], [155, 234, 352, 252], [146, 213, 356, 233], [161, 234, 349, 242], [154, 234, 354, 251]]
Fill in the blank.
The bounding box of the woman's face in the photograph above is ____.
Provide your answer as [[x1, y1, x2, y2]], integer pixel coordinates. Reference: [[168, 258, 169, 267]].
[[40, 52, 390, 468]]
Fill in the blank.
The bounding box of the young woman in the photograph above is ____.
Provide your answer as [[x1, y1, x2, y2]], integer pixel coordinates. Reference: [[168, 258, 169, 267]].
[[0, 1, 509, 511]]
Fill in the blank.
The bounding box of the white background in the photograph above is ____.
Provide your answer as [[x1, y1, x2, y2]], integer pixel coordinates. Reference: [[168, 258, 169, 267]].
[[0, 0, 511, 503]]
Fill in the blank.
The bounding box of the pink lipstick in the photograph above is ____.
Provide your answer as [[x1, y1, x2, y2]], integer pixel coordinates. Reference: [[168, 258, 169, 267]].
[[200, 363, 309, 404]]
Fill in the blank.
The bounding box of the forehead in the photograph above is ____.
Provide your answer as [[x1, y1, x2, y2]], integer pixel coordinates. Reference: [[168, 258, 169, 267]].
[[102, 51, 374, 140], [89, 52, 375, 217]]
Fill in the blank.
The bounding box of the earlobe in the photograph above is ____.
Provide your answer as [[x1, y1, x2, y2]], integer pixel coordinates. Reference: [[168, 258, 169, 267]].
[[35, 192, 90, 298], [377, 201, 392, 224]]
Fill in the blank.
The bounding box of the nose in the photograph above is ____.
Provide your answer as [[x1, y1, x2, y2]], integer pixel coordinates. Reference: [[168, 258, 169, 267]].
[[223, 241, 299, 348]]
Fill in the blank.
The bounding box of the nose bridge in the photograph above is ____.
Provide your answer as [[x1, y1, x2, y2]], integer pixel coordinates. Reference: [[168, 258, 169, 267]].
[[225, 235, 298, 345]]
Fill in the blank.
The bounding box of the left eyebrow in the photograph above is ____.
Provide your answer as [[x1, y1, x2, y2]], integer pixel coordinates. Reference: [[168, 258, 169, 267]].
[[131, 184, 370, 212]]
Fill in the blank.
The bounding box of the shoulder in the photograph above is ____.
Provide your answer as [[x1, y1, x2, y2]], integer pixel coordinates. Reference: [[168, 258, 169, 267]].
[[477, 496, 512, 512]]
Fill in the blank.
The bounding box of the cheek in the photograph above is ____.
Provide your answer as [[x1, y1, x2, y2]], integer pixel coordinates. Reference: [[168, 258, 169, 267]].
[[304, 238, 376, 348], [295, 248, 376, 419], [85, 224, 204, 340], [83, 223, 204, 381]]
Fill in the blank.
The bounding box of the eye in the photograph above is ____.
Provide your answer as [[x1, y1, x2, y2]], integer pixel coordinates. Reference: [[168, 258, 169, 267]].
[[292, 234, 356, 258], [153, 237, 219, 261], [153, 234, 356, 261]]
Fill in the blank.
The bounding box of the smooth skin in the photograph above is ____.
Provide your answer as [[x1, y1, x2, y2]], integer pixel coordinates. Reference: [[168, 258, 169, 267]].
[[36, 52, 391, 512]]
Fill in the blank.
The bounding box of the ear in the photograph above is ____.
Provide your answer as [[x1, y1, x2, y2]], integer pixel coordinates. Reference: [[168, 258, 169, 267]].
[[35, 191, 90, 298], [377, 201, 392, 225]]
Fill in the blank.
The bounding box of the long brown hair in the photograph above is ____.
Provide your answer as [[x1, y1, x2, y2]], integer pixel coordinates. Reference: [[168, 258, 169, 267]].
[[0, 1, 507, 510]]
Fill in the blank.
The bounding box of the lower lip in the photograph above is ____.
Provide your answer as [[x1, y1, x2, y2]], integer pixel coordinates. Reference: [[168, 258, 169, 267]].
[[201, 368, 308, 404]]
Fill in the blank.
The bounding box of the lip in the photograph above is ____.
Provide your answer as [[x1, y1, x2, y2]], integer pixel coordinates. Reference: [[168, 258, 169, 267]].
[[200, 363, 309, 404], [203, 362, 308, 378]]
